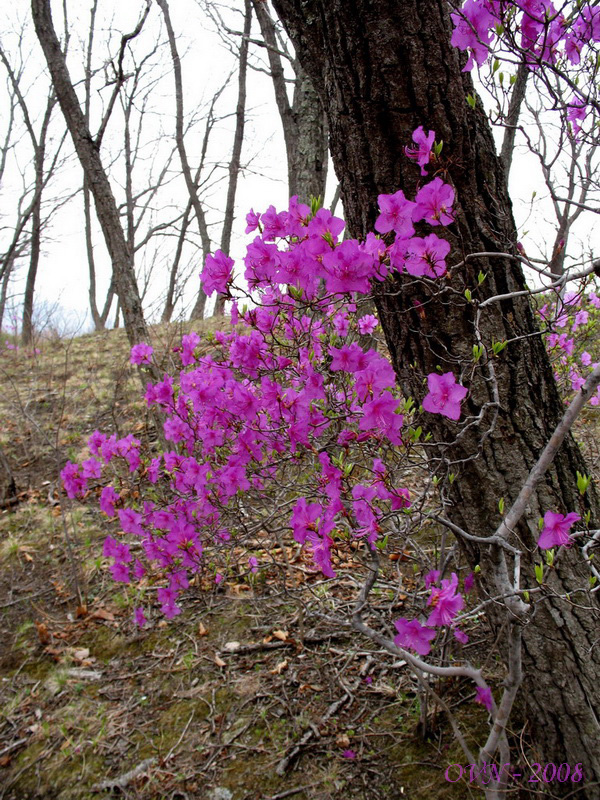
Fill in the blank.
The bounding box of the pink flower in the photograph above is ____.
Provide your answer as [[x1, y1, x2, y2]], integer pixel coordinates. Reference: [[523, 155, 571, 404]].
[[130, 342, 153, 365], [357, 315, 378, 335], [342, 749, 357, 759], [450, 0, 497, 71], [424, 569, 440, 589], [475, 686, 493, 713], [248, 556, 258, 573], [426, 573, 464, 627], [375, 190, 416, 237], [453, 627, 469, 644], [404, 234, 450, 278], [134, 607, 147, 627], [100, 486, 120, 517], [394, 617, 436, 656], [245, 209, 260, 233], [404, 126, 435, 175], [422, 372, 468, 421], [202, 249, 234, 295], [537, 511, 581, 550], [413, 178, 455, 226]]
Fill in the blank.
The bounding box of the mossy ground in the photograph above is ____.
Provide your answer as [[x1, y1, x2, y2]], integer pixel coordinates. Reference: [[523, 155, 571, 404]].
[[0, 320, 575, 800]]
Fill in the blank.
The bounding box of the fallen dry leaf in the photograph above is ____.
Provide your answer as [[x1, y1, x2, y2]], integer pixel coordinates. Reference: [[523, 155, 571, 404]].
[[198, 622, 209, 636], [35, 621, 50, 646], [272, 630, 289, 642], [270, 659, 288, 675], [214, 654, 227, 667], [89, 608, 115, 622]]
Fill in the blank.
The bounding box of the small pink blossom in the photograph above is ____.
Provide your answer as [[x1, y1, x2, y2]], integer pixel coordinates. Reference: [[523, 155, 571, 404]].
[[475, 686, 493, 713], [422, 372, 468, 421], [375, 190, 416, 237], [537, 511, 581, 550], [130, 343, 153, 365], [202, 249, 234, 295], [404, 126, 435, 175], [394, 617, 436, 656], [358, 315, 378, 335], [134, 607, 147, 627], [426, 573, 464, 627]]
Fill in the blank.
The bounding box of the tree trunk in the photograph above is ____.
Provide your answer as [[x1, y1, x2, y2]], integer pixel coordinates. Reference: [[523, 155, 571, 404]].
[[215, 0, 252, 317], [22, 96, 54, 346], [288, 64, 328, 202], [252, 0, 328, 203], [156, 0, 209, 322], [31, 0, 149, 349], [273, 0, 600, 789]]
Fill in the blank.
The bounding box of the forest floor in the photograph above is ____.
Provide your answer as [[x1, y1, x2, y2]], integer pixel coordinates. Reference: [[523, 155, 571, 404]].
[[0, 319, 595, 800]]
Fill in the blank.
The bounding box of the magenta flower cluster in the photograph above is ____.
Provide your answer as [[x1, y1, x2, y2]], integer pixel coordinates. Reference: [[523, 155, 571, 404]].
[[62, 129, 469, 629], [450, 1, 600, 135], [538, 289, 600, 404]]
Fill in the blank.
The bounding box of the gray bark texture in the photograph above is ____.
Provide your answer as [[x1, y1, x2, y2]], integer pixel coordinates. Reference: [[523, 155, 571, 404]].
[[272, 0, 600, 789], [252, 0, 328, 202], [31, 0, 149, 349]]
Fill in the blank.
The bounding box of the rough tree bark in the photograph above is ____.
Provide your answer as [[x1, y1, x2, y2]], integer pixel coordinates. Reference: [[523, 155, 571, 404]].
[[252, 0, 328, 202], [273, 0, 600, 790], [31, 0, 149, 349]]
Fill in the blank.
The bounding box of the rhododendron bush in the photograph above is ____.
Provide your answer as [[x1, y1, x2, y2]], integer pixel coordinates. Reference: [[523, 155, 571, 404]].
[[63, 137, 469, 625]]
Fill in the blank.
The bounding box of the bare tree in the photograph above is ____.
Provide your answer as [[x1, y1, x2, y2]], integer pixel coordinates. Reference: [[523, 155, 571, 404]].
[[31, 0, 150, 349], [251, 0, 328, 203], [213, 0, 252, 316], [156, 0, 212, 321]]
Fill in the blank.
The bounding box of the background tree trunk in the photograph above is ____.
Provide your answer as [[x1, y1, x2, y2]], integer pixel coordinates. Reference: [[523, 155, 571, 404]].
[[273, 0, 600, 789], [31, 0, 149, 349], [252, 0, 328, 202], [215, 0, 252, 317]]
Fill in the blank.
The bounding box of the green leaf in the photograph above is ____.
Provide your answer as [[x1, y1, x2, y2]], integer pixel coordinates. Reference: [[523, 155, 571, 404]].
[[522, 590, 530, 602], [576, 471, 591, 495], [433, 140, 444, 157], [545, 549, 555, 566], [478, 271, 486, 285], [498, 497, 505, 515], [464, 288, 472, 302], [590, 576, 598, 588], [535, 563, 544, 584], [310, 195, 322, 215], [375, 534, 389, 551], [472, 344, 484, 362], [466, 93, 476, 109]]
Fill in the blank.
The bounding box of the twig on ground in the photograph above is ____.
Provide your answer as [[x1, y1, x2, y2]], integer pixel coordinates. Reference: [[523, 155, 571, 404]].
[[90, 757, 157, 792]]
